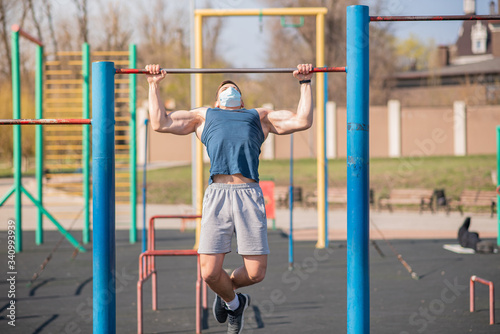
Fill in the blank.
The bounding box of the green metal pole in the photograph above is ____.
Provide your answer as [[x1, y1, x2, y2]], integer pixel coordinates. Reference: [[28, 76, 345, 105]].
[[12, 29, 22, 252], [82, 42, 90, 244], [0, 185, 16, 206], [35, 44, 43, 245], [21, 186, 86, 252], [129, 44, 137, 244], [497, 126, 500, 246]]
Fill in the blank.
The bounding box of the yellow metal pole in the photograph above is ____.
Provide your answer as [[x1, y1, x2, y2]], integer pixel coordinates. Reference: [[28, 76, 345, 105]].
[[316, 13, 326, 249], [194, 13, 203, 249]]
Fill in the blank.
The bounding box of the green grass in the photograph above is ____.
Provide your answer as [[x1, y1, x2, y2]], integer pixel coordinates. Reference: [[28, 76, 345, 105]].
[[141, 154, 497, 204], [2, 155, 495, 205]]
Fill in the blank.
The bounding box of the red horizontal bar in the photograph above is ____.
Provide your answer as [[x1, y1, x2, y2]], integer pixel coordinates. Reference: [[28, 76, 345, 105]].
[[142, 249, 198, 256], [0, 119, 91, 125], [471, 275, 492, 285], [11, 24, 43, 46], [116, 66, 346, 74], [371, 15, 500, 22]]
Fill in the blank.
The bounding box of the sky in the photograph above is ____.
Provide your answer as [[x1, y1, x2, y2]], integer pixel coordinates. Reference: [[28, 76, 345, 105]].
[[196, 0, 499, 67]]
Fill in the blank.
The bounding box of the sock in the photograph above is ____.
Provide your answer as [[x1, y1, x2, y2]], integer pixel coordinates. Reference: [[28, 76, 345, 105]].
[[225, 294, 240, 311]]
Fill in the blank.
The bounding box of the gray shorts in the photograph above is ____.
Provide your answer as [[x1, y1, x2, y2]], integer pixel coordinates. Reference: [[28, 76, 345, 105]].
[[198, 182, 270, 255]]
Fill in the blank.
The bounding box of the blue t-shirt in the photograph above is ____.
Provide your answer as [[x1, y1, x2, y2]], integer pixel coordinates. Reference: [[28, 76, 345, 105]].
[[201, 108, 265, 184]]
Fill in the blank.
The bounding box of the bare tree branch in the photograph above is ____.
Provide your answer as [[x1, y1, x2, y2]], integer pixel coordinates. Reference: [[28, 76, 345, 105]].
[[42, 0, 58, 53], [27, 0, 43, 42], [72, 0, 88, 43]]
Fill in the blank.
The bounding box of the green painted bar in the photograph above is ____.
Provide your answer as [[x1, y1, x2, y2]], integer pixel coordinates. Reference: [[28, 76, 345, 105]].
[[12, 29, 22, 252], [21, 186, 86, 252], [36, 45, 43, 245], [129, 44, 137, 244], [0, 185, 15, 206], [82, 43, 90, 244], [497, 126, 500, 246]]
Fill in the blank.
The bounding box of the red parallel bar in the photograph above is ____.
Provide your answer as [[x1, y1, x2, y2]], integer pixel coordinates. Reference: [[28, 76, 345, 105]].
[[0, 119, 91, 125], [11, 24, 43, 46], [470, 275, 495, 325], [371, 15, 500, 22], [139, 215, 206, 334], [116, 66, 346, 74]]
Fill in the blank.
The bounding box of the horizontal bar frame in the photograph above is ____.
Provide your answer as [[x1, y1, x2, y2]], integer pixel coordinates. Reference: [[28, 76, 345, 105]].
[[470, 275, 495, 325], [0, 119, 91, 125], [115, 66, 346, 74], [11, 24, 43, 46], [370, 15, 500, 22]]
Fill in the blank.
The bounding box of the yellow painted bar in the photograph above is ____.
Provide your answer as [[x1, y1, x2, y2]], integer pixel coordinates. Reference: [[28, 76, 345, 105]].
[[45, 89, 82, 93], [92, 51, 129, 56], [46, 136, 83, 140], [56, 51, 82, 56], [43, 164, 82, 169], [195, 7, 327, 17], [45, 79, 82, 84], [46, 145, 83, 149], [194, 12, 204, 249], [316, 13, 326, 249], [45, 98, 82, 103], [45, 70, 73, 75]]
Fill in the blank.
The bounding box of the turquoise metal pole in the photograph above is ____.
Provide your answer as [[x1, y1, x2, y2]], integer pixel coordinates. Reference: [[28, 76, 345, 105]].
[[21, 187, 86, 252], [142, 119, 148, 253], [35, 44, 43, 245], [129, 44, 137, 244], [497, 126, 500, 246], [288, 134, 294, 271], [12, 29, 22, 252], [92, 61, 116, 334], [324, 72, 329, 248], [346, 5, 370, 334], [82, 42, 90, 244]]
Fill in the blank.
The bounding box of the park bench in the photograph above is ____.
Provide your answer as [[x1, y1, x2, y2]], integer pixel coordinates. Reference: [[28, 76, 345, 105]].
[[456, 190, 497, 217], [274, 186, 289, 208], [378, 188, 434, 213], [274, 186, 303, 208], [305, 187, 348, 208], [305, 187, 375, 208]]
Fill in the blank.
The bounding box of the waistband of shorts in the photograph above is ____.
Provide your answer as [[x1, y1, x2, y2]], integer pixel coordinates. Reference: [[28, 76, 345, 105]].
[[208, 182, 261, 190]]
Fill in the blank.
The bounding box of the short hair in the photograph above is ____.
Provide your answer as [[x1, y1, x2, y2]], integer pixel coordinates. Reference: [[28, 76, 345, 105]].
[[215, 80, 241, 102]]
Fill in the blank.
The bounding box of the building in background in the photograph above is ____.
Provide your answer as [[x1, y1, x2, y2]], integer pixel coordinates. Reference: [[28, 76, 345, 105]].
[[389, 0, 500, 107]]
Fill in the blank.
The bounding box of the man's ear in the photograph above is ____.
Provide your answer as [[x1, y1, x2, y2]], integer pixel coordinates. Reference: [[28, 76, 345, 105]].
[[241, 99, 244, 108]]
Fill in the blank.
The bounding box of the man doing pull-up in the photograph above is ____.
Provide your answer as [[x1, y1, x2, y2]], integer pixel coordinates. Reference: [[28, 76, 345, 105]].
[[146, 64, 314, 333]]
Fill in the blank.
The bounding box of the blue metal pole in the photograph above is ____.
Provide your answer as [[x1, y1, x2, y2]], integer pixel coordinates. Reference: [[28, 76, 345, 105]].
[[142, 119, 148, 253], [324, 72, 329, 248], [288, 134, 294, 271], [497, 126, 500, 246], [92, 61, 116, 334], [346, 5, 370, 334]]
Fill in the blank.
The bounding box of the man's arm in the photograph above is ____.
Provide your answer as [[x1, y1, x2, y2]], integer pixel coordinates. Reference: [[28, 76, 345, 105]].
[[259, 64, 314, 135], [146, 64, 204, 135]]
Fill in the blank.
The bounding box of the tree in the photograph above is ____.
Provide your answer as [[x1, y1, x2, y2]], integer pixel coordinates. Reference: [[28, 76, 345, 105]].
[[256, 0, 398, 106], [395, 33, 436, 71]]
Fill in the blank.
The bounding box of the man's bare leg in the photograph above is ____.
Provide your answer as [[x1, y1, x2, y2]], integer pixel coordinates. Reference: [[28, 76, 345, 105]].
[[200, 253, 235, 302], [230, 255, 267, 290]]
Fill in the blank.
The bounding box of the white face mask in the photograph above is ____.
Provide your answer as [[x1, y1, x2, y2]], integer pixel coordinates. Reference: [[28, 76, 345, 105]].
[[218, 87, 242, 107]]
